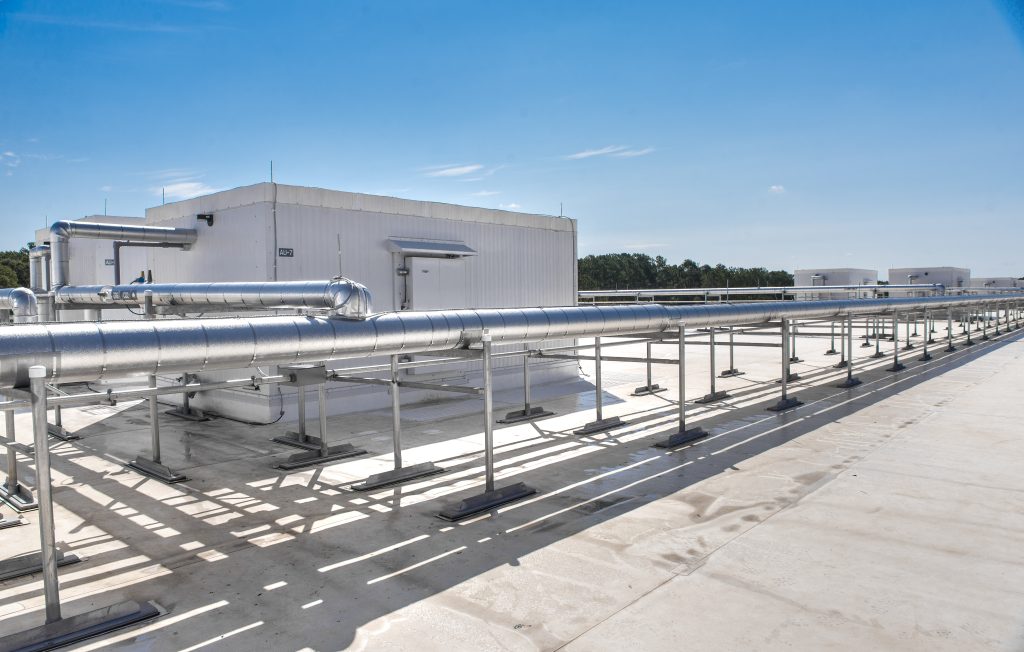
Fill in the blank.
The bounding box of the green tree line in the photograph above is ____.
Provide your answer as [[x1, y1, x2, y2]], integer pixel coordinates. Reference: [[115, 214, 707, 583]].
[[0, 249, 30, 289], [578, 253, 793, 291]]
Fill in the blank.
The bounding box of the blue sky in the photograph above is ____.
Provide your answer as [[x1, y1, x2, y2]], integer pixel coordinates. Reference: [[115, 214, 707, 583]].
[[1, 0, 1022, 278]]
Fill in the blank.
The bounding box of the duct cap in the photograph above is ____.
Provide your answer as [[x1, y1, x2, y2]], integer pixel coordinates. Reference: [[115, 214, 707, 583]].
[[327, 277, 373, 320]]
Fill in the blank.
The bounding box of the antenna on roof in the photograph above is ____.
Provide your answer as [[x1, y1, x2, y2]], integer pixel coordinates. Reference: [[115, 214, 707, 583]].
[[560, 202, 563, 217], [104, 198, 107, 216], [162, 188, 165, 205], [270, 160, 274, 183]]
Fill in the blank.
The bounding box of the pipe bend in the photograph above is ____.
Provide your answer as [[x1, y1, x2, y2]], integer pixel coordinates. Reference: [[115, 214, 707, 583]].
[[0, 287, 39, 322]]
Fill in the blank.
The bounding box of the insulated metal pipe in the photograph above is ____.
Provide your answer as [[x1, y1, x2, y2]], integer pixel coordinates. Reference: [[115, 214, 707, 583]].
[[579, 284, 944, 300], [0, 288, 39, 323], [0, 294, 1020, 390], [55, 278, 372, 319], [49, 220, 198, 289], [29, 245, 51, 293]]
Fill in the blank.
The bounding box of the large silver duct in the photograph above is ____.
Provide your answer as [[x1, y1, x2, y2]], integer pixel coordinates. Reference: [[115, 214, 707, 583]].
[[29, 245, 51, 293], [0, 287, 39, 324], [578, 284, 944, 299], [54, 278, 372, 318], [0, 293, 1018, 389], [49, 221, 198, 289]]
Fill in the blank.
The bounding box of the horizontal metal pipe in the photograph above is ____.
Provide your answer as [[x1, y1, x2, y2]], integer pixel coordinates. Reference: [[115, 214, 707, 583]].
[[0, 294, 1019, 389], [0, 288, 39, 323], [49, 220, 198, 289], [54, 278, 372, 318], [578, 284, 944, 299]]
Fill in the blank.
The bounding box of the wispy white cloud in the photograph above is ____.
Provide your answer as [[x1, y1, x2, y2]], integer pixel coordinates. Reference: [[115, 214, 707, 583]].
[[470, 190, 500, 197], [612, 147, 655, 158], [499, 203, 521, 210], [99, 185, 114, 193], [150, 0, 230, 10], [1, 151, 20, 170], [11, 13, 195, 33], [152, 179, 224, 201], [565, 145, 629, 160], [769, 185, 786, 194], [423, 163, 484, 177]]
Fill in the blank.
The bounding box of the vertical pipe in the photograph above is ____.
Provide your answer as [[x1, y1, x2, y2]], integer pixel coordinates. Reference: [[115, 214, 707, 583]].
[[728, 326, 736, 371], [391, 355, 402, 470], [708, 328, 716, 395], [483, 333, 495, 493], [920, 311, 931, 361], [677, 320, 686, 432], [318, 383, 329, 458], [296, 384, 307, 442], [780, 318, 791, 400], [30, 365, 61, 623], [522, 348, 532, 413], [149, 374, 161, 464], [946, 308, 955, 352], [4, 409, 18, 492], [644, 341, 653, 391], [828, 321, 835, 353], [845, 314, 855, 382], [594, 336, 603, 422]]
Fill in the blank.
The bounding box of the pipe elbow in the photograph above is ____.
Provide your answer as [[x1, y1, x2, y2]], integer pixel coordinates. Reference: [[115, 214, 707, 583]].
[[5, 287, 39, 321], [50, 220, 73, 239], [326, 277, 373, 320]]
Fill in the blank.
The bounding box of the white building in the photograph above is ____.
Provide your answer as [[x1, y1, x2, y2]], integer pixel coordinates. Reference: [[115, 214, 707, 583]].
[[970, 277, 1021, 289], [36, 183, 580, 421], [887, 267, 970, 296], [792, 268, 878, 299]]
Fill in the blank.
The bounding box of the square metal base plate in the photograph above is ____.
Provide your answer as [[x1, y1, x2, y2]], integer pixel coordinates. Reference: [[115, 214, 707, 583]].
[[0, 482, 38, 512], [695, 390, 730, 404], [887, 363, 907, 372], [632, 384, 667, 396], [0, 550, 81, 582], [573, 416, 624, 436], [275, 444, 367, 470], [351, 462, 446, 491], [437, 482, 537, 521], [718, 369, 745, 378], [271, 431, 324, 451], [836, 377, 862, 388], [497, 406, 555, 424], [127, 457, 188, 484], [0, 600, 159, 652], [653, 427, 708, 449], [767, 397, 803, 412], [46, 425, 79, 441]]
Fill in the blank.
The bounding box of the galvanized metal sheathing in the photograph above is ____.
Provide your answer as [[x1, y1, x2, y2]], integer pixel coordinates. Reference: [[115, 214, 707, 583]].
[[0, 293, 1019, 389]]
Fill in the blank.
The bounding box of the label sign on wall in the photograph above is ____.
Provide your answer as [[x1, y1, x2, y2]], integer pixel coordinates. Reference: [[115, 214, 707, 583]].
[[278, 248, 294, 257], [104, 259, 115, 266]]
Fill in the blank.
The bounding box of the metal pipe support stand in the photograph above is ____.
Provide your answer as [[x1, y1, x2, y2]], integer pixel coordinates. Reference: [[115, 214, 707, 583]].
[[272, 431, 323, 451], [836, 376, 862, 388], [718, 368, 744, 378], [164, 406, 210, 422], [1, 481, 38, 512], [775, 373, 800, 383]]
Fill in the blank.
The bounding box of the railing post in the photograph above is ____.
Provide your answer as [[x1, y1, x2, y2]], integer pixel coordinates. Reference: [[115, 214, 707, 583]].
[[888, 313, 906, 372], [769, 318, 802, 412], [837, 313, 861, 388], [30, 366, 61, 623], [655, 320, 708, 448]]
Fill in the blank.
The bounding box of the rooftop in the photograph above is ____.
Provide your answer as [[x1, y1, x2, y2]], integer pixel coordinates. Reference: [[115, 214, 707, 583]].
[[1, 323, 1022, 650]]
